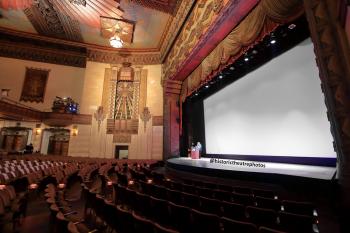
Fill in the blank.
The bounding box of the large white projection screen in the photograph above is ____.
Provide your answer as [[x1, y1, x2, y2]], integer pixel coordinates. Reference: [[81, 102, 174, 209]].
[[204, 38, 336, 159]]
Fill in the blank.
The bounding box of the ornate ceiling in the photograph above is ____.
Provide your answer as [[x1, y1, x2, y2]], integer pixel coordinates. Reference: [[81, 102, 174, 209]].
[[0, 0, 176, 50], [0, 0, 259, 69]]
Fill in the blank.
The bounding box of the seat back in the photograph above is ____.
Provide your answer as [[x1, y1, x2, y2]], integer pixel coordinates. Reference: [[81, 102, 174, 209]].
[[279, 211, 315, 233], [221, 217, 258, 233], [182, 192, 200, 209], [255, 196, 281, 211], [246, 206, 278, 228], [115, 205, 133, 233], [153, 222, 180, 233], [199, 196, 222, 215], [168, 201, 191, 233], [191, 208, 221, 233], [132, 212, 154, 233], [259, 226, 287, 233], [281, 200, 315, 216], [150, 196, 170, 225], [221, 201, 246, 220]]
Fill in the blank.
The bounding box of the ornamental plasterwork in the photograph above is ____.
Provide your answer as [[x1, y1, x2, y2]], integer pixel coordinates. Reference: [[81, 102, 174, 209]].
[[162, 0, 230, 80]]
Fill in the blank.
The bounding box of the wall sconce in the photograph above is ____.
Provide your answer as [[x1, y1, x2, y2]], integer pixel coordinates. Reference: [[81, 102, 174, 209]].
[[1, 89, 10, 97], [0, 184, 6, 190], [35, 123, 42, 135], [72, 125, 78, 136]]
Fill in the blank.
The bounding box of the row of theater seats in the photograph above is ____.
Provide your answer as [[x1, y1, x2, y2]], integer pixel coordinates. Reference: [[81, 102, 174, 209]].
[[77, 162, 319, 233], [0, 155, 319, 233], [0, 154, 159, 232]]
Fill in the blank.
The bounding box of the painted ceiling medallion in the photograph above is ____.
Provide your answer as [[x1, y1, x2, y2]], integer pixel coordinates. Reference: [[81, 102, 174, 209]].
[[100, 16, 135, 48], [68, 0, 86, 6]]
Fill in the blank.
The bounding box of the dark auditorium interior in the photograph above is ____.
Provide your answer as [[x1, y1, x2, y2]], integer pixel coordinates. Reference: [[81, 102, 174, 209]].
[[0, 0, 350, 233]]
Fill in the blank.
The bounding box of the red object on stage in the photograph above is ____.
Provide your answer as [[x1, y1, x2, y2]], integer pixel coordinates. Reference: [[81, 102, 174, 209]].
[[191, 150, 200, 159]]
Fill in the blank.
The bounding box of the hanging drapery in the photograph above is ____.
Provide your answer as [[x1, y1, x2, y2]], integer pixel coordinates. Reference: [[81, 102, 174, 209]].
[[180, 0, 304, 102]]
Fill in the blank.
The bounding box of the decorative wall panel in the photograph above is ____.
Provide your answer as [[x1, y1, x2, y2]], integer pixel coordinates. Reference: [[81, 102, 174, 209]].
[[20, 67, 50, 103]]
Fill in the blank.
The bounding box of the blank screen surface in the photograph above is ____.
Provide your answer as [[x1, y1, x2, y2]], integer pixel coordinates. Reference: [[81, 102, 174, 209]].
[[204, 38, 336, 159]]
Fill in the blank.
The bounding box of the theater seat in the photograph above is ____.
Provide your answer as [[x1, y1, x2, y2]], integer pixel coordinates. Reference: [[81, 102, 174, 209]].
[[281, 200, 316, 216], [221, 201, 246, 220], [132, 212, 154, 233], [278, 211, 316, 233], [168, 201, 191, 233], [259, 226, 287, 233], [221, 217, 258, 233], [191, 208, 221, 233], [153, 222, 180, 233], [255, 196, 281, 211], [246, 206, 278, 228]]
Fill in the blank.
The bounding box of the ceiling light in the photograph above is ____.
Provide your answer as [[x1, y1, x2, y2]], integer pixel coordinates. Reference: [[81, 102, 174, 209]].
[[110, 35, 124, 48], [205, 85, 209, 88], [229, 66, 235, 70], [244, 57, 249, 62], [219, 75, 223, 79], [270, 39, 276, 44], [195, 93, 198, 96], [288, 24, 296, 30]]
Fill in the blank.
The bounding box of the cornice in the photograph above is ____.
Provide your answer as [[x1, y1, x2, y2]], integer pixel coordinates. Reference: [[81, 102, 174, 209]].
[[158, 0, 196, 62], [162, 0, 259, 81], [87, 49, 161, 65]]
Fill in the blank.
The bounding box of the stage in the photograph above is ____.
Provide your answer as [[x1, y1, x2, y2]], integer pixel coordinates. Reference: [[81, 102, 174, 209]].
[[166, 157, 336, 180]]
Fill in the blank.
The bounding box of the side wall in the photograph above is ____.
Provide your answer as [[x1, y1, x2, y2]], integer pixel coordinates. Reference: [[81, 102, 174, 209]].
[[0, 58, 163, 159]]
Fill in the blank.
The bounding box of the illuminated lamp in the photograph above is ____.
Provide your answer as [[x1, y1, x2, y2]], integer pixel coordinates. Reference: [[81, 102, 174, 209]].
[[35, 123, 42, 135], [0, 184, 6, 190], [110, 35, 124, 48], [72, 125, 78, 136], [29, 183, 38, 189]]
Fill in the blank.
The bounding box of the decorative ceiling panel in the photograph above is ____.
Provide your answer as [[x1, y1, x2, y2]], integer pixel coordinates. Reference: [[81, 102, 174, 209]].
[[100, 16, 135, 43], [126, 0, 180, 15], [24, 0, 83, 42], [0, 0, 33, 10]]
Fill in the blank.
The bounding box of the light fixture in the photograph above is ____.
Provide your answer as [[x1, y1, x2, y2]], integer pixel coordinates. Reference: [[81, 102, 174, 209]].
[[35, 123, 42, 135], [110, 35, 124, 48], [219, 75, 223, 79], [101, 16, 135, 49], [244, 57, 249, 62], [195, 93, 199, 96], [29, 183, 38, 190], [288, 24, 296, 30], [72, 125, 78, 136], [270, 39, 276, 44], [0, 184, 6, 190], [1, 89, 10, 97], [205, 85, 209, 88], [229, 66, 235, 70], [128, 180, 135, 185]]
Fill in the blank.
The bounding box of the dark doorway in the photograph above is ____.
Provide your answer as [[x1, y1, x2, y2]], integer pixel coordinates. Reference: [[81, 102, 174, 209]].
[[115, 145, 128, 159]]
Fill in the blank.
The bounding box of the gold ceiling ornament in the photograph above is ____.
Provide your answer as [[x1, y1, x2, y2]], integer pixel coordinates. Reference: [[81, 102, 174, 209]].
[[68, 0, 86, 6], [100, 16, 135, 49]]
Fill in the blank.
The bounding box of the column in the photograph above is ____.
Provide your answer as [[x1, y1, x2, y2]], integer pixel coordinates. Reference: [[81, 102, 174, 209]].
[[303, 1, 350, 232], [163, 80, 182, 160]]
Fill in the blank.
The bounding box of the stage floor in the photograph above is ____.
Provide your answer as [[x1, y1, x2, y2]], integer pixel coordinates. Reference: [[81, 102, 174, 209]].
[[167, 157, 336, 180]]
